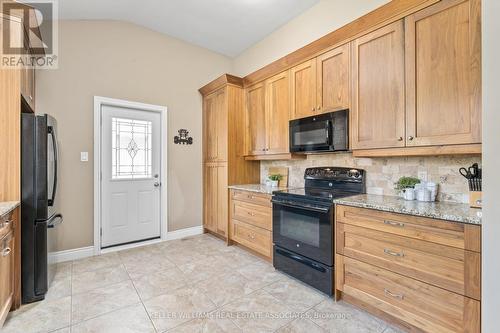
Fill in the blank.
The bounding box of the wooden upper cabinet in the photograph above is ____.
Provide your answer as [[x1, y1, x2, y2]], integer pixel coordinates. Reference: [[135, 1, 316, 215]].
[[203, 89, 226, 162], [290, 59, 317, 120], [405, 0, 481, 147], [266, 71, 290, 154], [317, 43, 350, 113], [246, 82, 267, 155], [351, 20, 406, 150]]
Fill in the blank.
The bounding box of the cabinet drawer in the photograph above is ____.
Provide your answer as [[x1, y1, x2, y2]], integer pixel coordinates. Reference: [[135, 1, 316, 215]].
[[337, 223, 481, 300], [0, 212, 13, 239], [0, 230, 14, 327], [338, 256, 480, 333], [230, 220, 272, 258], [336, 205, 481, 252], [232, 200, 272, 231], [231, 190, 272, 207]]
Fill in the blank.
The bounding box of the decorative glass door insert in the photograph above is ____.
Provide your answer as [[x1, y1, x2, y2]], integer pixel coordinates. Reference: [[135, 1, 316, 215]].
[[111, 117, 153, 179]]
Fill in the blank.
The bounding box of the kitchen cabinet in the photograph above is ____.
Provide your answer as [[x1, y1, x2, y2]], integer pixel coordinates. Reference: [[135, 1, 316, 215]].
[[0, 207, 18, 328], [335, 205, 481, 333], [265, 71, 290, 154], [203, 164, 228, 236], [229, 189, 272, 260], [316, 43, 350, 113], [351, 20, 406, 150], [290, 43, 350, 120], [290, 59, 316, 120], [245, 71, 300, 160], [405, 0, 481, 147], [245, 82, 267, 155], [200, 75, 260, 239], [203, 89, 227, 162]]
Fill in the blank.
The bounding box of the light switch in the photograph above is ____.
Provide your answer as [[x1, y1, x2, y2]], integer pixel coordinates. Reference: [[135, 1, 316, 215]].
[[81, 152, 89, 162]]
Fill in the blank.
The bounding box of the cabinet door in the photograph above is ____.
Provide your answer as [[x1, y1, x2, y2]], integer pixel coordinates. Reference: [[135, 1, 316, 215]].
[[266, 71, 290, 154], [204, 89, 226, 161], [317, 43, 350, 113], [246, 82, 267, 155], [203, 166, 217, 232], [204, 93, 218, 161], [0, 232, 13, 327], [20, 28, 35, 110], [290, 59, 317, 120], [351, 21, 406, 149], [405, 0, 481, 146], [216, 164, 228, 236]]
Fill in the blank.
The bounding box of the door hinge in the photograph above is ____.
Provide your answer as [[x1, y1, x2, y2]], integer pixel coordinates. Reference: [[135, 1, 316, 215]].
[[100, 228, 102, 237]]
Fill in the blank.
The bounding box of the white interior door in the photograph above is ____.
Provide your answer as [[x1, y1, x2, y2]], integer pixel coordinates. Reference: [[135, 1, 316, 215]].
[[101, 105, 162, 248]]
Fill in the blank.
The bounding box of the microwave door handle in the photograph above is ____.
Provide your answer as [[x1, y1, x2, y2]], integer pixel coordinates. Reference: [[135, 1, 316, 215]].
[[325, 120, 331, 144], [48, 126, 58, 207]]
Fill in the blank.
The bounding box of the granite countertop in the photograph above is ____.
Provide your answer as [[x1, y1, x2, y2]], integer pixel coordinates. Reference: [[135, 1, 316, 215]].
[[334, 194, 482, 225], [0, 201, 20, 217], [228, 184, 289, 195]]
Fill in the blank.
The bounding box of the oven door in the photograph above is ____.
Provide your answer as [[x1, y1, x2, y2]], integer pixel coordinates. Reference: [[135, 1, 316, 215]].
[[272, 199, 333, 266]]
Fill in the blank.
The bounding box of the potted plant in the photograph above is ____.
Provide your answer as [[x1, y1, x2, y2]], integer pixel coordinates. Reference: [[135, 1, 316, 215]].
[[267, 174, 283, 188], [394, 177, 421, 200]]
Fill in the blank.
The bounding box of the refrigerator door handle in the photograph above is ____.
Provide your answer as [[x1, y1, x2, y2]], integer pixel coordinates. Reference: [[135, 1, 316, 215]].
[[47, 214, 63, 229], [47, 126, 58, 207]]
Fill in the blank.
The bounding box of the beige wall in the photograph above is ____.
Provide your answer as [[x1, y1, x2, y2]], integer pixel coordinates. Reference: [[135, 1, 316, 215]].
[[36, 20, 232, 251], [482, 0, 499, 330], [232, 0, 390, 77]]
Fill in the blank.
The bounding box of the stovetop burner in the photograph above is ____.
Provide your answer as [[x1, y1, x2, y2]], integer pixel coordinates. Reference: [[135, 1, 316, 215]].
[[273, 167, 366, 203]]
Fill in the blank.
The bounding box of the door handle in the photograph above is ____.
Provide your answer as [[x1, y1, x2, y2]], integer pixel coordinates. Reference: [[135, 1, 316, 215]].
[[154, 182, 161, 187]]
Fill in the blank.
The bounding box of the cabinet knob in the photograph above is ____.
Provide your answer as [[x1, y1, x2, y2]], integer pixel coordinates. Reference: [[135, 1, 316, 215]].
[[2, 247, 11, 257], [408, 136, 414, 141], [397, 137, 403, 141], [311, 107, 316, 112], [317, 106, 321, 110]]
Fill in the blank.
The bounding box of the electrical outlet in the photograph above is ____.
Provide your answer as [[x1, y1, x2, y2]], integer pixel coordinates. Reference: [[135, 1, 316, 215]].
[[418, 171, 428, 182]]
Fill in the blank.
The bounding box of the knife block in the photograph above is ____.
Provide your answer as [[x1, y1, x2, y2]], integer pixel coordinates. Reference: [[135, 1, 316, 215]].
[[469, 191, 482, 208]]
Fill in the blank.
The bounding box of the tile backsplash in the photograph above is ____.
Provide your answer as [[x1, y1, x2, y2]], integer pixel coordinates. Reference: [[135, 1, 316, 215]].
[[261, 153, 481, 203]]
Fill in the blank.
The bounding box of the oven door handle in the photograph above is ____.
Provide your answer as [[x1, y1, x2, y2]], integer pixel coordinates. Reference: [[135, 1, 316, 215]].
[[276, 248, 327, 273], [271, 200, 330, 213]]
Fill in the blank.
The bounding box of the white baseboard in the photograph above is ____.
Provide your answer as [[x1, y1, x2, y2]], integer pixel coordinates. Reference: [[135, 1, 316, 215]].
[[48, 246, 94, 264], [165, 225, 204, 240], [49, 226, 203, 264]]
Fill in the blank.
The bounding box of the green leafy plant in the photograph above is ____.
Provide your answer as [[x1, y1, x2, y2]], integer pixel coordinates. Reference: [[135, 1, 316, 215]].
[[394, 177, 421, 192], [268, 174, 283, 181]]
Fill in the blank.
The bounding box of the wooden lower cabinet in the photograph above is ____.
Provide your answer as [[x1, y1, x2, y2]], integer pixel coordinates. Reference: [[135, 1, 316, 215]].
[[335, 205, 481, 333], [229, 189, 273, 260], [203, 164, 228, 237], [0, 208, 16, 327]]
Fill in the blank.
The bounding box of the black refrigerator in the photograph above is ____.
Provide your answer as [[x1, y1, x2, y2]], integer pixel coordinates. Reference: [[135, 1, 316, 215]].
[[21, 113, 63, 303]]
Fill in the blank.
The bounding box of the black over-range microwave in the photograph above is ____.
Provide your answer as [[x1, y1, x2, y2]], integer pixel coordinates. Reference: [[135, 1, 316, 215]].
[[289, 109, 349, 153]]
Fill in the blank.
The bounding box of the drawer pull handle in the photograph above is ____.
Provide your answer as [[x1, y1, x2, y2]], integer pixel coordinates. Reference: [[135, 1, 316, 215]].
[[384, 289, 404, 300], [247, 233, 255, 240], [384, 249, 405, 257], [384, 220, 405, 228], [0, 220, 12, 229], [2, 247, 11, 257], [247, 212, 256, 216]]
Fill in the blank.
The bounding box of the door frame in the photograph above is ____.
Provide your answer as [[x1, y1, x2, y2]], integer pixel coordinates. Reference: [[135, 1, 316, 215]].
[[93, 96, 168, 255]]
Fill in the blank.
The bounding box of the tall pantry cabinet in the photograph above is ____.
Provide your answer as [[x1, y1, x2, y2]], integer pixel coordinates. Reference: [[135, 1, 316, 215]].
[[200, 75, 260, 239]]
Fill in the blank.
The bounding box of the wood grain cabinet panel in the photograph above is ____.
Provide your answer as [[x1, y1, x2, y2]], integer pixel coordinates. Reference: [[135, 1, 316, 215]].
[[246, 82, 267, 155], [230, 219, 272, 258], [405, 0, 481, 147], [232, 201, 272, 231], [317, 43, 350, 113], [216, 164, 228, 236], [339, 257, 480, 333], [203, 165, 218, 233], [351, 20, 406, 150], [231, 190, 272, 208], [290, 59, 317, 120], [337, 222, 481, 300], [0, 231, 14, 327], [265, 71, 290, 155]]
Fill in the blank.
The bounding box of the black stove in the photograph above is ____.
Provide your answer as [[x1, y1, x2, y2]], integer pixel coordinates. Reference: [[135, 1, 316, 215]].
[[271, 167, 365, 296]]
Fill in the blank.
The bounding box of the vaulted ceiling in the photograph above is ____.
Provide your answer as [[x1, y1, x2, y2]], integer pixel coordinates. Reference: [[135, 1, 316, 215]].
[[57, 0, 319, 57]]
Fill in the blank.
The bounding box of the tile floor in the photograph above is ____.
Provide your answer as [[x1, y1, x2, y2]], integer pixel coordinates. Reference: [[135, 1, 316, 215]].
[[3, 234, 403, 333]]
